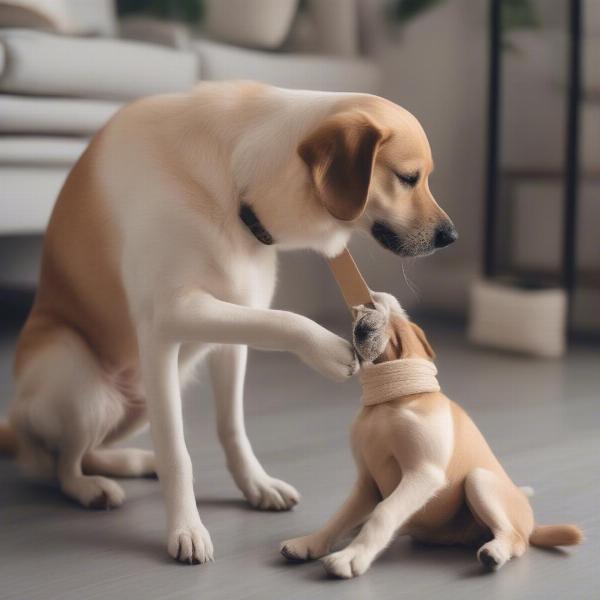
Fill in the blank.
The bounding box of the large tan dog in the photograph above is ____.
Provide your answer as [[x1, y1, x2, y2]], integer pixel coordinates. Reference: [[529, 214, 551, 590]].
[[0, 82, 456, 564], [281, 293, 583, 577]]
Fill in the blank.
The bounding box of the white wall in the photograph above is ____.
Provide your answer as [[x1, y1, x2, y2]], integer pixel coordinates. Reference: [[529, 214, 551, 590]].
[[276, 0, 488, 320], [360, 0, 487, 315], [277, 0, 598, 334]]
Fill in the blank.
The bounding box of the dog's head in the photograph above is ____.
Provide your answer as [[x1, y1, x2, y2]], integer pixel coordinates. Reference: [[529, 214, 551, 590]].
[[352, 292, 435, 363], [298, 98, 457, 257]]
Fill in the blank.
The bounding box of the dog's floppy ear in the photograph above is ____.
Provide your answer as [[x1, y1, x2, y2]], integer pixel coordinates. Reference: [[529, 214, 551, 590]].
[[298, 111, 386, 221], [410, 322, 436, 360]]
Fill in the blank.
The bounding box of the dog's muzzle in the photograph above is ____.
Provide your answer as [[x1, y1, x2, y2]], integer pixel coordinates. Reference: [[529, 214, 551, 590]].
[[371, 220, 458, 256], [371, 221, 404, 254]]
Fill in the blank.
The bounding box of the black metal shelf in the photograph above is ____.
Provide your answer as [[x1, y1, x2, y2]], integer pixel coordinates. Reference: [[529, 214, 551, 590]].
[[484, 0, 588, 332], [501, 167, 600, 182]]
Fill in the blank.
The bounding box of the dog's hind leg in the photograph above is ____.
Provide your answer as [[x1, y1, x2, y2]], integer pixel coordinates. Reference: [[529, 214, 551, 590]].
[[465, 467, 534, 571], [13, 327, 126, 509], [58, 439, 125, 509], [82, 447, 156, 478], [208, 344, 299, 510]]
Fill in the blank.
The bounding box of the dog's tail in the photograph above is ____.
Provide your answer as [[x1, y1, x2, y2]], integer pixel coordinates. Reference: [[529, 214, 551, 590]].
[[529, 524, 584, 547], [0, 418, 18, 458]]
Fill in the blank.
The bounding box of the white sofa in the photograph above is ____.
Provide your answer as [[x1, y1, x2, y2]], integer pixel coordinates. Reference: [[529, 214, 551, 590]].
[[0, 2, 381, 286], [0, 35, 379, 236], [0, 29, 199, 234]]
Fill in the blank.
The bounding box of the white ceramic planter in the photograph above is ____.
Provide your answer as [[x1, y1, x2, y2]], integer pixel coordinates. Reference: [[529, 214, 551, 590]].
[[468, 279, 567, 358], [203, 0, 299, 50]]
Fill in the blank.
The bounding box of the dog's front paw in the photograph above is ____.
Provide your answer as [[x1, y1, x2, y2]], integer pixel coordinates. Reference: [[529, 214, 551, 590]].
[[243, 475, 300, 511], [321, 546, 372, 579], [281, 534, 329, 562], [168, 520, 214, 565], [298, 327, 358, 382], [352, 305, 389, 362]]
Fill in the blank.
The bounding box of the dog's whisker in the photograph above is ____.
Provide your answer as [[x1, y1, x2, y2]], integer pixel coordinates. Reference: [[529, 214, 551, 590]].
[[401, 261, 420, 299]]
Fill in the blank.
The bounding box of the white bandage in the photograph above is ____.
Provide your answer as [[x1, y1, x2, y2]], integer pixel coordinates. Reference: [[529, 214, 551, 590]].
[[360, 358, 440, 406]]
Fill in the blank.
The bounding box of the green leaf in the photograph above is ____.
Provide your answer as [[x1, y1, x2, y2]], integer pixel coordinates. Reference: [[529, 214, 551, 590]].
[[117, 0, 204, 23], [388, 0, 445, 23]]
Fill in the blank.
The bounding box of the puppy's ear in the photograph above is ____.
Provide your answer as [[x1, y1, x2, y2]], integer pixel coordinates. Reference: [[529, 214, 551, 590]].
[[410, 322, 436, 360], [298, 111, 386, 221]]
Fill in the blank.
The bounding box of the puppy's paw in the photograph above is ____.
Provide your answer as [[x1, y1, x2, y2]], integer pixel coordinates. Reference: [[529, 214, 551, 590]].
[[477, 539, 511, 571], [370, 291, 404, 316], [168, 520, 214, 565], [352, 306, 389, 362], [321, 546, 372, 579], [298, 327, 358, 382], [281, 534, 329, 562], [243, 475, 300, 511]]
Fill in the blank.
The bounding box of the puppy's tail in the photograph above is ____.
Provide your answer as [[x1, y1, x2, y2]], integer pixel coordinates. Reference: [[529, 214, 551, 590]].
[[529, 524, 584, 547], [0, 418, 18, 458]]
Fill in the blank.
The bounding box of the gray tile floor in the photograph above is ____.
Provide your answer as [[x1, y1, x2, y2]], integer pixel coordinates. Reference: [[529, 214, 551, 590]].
[[0, 318, 598, 600]]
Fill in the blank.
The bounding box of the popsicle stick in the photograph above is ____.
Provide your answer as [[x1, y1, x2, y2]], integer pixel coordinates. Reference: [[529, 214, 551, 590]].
[[327, 248, 374, 314], [327, 248, 401, 362]]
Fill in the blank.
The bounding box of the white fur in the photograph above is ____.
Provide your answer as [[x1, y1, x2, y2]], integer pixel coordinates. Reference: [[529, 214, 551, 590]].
[[99, 86, 360, 561]]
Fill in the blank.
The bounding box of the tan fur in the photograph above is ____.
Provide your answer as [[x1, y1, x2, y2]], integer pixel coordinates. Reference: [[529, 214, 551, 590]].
[[299, 111, 387, 221], [530, 524, 584, 547], [282, 293, 583, 576], [14, 133, 140, 373]]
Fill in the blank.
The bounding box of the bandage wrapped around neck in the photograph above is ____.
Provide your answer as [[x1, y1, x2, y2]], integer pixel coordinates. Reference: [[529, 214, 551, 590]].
[[360, 358, 440, 406]]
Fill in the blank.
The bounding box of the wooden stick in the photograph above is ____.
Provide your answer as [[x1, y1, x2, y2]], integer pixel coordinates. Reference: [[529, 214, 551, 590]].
[[327, 248, 401, 362], [327, 248, 374, 314]]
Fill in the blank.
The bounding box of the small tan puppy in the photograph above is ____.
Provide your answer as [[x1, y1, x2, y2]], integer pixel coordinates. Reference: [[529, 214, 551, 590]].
[[282, 293, 582, 577]]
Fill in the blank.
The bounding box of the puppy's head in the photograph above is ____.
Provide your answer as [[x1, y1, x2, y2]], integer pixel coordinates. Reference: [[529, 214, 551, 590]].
[[353, 292, 435, 363], [299, 98, 457, 257]]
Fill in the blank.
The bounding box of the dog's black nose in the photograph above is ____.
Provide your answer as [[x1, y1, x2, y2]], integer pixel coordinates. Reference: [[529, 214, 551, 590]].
[[434, 225, 458, 248]]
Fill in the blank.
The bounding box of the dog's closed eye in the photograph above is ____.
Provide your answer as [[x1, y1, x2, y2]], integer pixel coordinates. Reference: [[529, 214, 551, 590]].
[[394, 170, 420, 187]]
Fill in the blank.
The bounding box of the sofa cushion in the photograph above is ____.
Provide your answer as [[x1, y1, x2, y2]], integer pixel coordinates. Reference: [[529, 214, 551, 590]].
[[0, 136, 87, 166], [0, 166, 67, 233], [0, 95, 121, 135], [194, 39, 381, 93], [0, 29, 198, 100]]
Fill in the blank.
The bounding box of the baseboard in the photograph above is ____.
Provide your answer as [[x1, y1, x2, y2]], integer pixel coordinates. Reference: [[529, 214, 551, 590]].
[[0, 286, 35, 332]]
